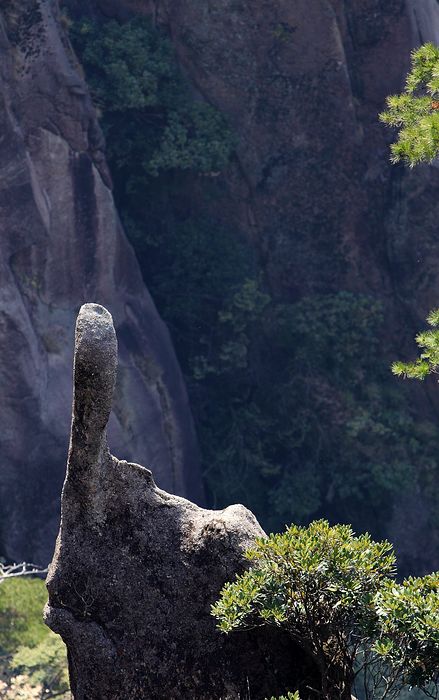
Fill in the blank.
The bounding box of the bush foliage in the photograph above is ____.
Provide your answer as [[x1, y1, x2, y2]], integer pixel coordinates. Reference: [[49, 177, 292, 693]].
[[70, 16, 234, 184], [213, 521, 439, 700], [0, 578, 69, 699]]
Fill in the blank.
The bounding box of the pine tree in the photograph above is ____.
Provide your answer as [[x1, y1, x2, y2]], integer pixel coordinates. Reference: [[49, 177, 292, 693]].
[[392, 309, 439, 379], [381, 43, 439, 165]]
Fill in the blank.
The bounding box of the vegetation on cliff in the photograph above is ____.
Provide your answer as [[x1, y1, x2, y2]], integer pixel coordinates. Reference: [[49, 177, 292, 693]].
[[381, 43, 439, 165], [393, 308, 439, 380], [213, 38, 439, 700], [69, 15, 439, 545], [70, 17, 234, 181]]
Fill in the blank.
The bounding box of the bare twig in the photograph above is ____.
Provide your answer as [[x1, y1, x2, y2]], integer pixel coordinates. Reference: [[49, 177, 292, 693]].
[[0, 562, 48, 584]]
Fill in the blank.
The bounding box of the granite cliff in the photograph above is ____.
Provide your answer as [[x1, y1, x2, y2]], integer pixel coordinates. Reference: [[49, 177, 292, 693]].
[[65, 0, 439, 573], [77, 0, 439, 303], [0, 0, 202, 566], [3, 0, 439, 571]]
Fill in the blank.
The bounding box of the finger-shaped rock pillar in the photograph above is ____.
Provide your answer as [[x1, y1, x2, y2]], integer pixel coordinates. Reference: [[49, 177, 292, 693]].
[[45, 304, 315, 699], [67, 304, 117, 497]]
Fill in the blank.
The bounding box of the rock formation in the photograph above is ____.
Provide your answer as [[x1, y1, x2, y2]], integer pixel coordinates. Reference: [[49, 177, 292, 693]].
[[45, 303, 313, 700], [0, 0, 202, 565]]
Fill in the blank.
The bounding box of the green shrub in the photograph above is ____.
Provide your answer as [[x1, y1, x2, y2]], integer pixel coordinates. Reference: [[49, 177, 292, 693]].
[[0, 578, 68, 698], [374, 574, 439, 688], [70, 16, 234, 183], [0, 578, 48, 653], [212, 520, 439, 700], [10, 633, 69, 698]]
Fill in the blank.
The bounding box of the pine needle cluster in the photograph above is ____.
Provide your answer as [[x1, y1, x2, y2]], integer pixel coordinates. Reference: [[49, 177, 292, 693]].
[[380, 43, 439, 165], [392, 308, 439, 379], [212, 521, 439, 700]]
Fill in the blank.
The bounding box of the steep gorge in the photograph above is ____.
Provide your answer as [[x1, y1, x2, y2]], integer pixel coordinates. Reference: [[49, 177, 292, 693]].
[[65, 0, 439, 574], [2, 0, 439, 572]]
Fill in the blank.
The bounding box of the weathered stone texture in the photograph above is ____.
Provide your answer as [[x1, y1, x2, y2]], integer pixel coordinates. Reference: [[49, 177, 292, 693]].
[[0, 0, 202, 566], [45, 304, 313, 700]]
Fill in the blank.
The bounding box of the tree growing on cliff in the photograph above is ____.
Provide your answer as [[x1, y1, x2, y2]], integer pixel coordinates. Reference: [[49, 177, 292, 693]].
[[70, 16, 234, 182], [392, 309, 439, 380], [212, 520, 439, 700], [383, 47, 439, 382], [380, 43, 439, 165]]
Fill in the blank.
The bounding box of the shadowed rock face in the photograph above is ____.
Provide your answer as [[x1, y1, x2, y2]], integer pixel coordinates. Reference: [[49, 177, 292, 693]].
[[67, 0, 439, 573], [0, 0, 202, 565], [45, 304, 313, 700], [83, 0, 439, 303]]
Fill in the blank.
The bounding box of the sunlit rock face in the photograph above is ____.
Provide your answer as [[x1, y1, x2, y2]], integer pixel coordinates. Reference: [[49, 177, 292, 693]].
[[0, 0, 202, 565]]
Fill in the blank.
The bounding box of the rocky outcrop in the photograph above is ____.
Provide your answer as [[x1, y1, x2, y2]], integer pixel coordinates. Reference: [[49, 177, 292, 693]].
[[0, 0, 202, 566], [45, 304, 313, 700]]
